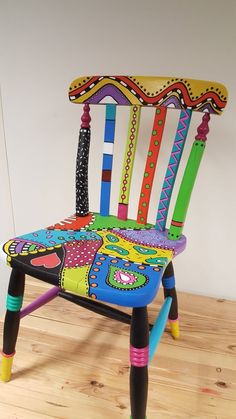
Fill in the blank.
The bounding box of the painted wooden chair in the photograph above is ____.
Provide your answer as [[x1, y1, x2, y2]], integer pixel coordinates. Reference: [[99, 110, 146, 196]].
[[1, 76, 228, 419]]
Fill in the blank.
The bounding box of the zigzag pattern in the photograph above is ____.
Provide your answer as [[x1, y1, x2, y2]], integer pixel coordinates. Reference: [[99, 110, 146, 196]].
[[156, 109, 192, 231]]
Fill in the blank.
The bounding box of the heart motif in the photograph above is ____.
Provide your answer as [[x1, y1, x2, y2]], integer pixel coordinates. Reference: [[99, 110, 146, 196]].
[[31, 252, 61, 269]]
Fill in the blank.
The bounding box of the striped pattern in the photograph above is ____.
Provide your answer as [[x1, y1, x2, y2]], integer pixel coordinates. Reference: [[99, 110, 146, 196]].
[[156, 109, 192, 231], [137, 107, 167, 224], [118, 105, 141, 220], [100, 104, 117, 216]]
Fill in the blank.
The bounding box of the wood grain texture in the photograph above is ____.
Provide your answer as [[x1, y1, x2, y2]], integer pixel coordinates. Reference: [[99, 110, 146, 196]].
[[0, 277, 236, 419]]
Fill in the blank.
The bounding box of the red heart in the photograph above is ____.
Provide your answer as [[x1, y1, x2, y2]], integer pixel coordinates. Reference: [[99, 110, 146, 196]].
[[31, 252, 61, 269]]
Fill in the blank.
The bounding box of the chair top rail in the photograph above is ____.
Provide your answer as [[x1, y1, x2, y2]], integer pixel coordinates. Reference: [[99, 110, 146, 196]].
[[69, 75, 228, 115]]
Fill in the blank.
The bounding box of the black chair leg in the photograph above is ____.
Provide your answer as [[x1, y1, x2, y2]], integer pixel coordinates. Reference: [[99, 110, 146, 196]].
[[1, 268, 25, 382], [130, 306, 149, 419], [162, 262, 179, 339]]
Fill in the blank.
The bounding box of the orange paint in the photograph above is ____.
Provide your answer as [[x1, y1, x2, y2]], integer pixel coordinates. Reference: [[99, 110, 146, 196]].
[[137, 107, 167, 224]]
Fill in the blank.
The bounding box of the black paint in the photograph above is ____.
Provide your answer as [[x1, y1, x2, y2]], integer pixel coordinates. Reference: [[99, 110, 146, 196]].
[[130, 307, 149, 419], [3, 269, 25, 355], [163, 262, 178, 320], [76, 127, 91, 216]]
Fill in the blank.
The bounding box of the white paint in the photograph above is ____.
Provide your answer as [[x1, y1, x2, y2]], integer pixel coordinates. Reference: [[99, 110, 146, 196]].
[[0, 0, 235, 300]]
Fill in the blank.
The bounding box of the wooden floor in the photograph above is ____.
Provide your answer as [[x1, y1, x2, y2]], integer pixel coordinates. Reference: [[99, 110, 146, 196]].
[[0, 278, 236, 419]]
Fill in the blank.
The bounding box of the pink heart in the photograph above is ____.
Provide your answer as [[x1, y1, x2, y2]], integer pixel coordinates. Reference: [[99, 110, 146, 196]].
[[31, 252, 61, 269]]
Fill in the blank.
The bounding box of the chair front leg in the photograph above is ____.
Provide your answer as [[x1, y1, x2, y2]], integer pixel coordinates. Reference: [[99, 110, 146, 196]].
[[130, 306, 149, 419], [1, 268, 25, 382]]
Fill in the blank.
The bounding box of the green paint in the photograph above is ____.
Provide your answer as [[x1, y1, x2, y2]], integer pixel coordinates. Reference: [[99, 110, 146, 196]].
[[141, 192, 145, 197], [156, 108, 161, 114], [133, 245, 157, 255], [6, 294, 23, 312], [152, 130, 157, 135], [144, 172, 149, 178], [28, 244, 37, 251], [148, 151, 153, 157], [106, 266, 147, 290], [158, 120, 163, 125], [168, 140, 206, 240], [105, 245, 129, 256], [142, 202, 147, 207], [150, 162, 154, 168], [145, 257, 168, 266], [106, 234, 119, 243], [145, 184, 150, 189], [154, 140, 159, 146], [87, 214, 153, 230]]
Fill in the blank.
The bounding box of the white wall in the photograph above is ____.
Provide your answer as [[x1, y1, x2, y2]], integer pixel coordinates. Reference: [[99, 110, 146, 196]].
[[0, 90, 15, 312], [0, 0, 235, 300]]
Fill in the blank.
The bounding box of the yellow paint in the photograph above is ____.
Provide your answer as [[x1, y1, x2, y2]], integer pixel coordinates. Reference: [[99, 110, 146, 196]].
[[69, 75, 228, 115], [1, 355, 14, 382], [61, 265, 90, 295], [98, 231, 173, 265], [169, 320, 180, 339]]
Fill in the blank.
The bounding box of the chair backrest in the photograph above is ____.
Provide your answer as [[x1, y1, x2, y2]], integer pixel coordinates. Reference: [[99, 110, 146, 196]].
[[69, 76, 228, 240]]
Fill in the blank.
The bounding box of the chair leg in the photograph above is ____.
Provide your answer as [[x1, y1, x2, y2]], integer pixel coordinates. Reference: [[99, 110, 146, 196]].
[[1, 268, 25, 382], [130, 306, 149, 419], [162, 262, 179, 339]]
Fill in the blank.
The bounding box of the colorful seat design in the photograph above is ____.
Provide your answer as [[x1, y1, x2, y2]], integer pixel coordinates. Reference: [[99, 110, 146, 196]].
[[0, 75, 228, 419], [3, 213, 186, 307]]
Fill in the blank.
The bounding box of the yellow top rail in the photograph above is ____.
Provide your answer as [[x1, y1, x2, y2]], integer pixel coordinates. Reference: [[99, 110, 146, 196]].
[[69, 75, 228, 115]]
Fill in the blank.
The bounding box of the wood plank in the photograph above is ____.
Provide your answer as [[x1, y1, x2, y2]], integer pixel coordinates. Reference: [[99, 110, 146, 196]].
[[0, 278, 236, 418]]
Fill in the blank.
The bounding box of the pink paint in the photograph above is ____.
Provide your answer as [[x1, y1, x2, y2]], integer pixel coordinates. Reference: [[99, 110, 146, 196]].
[[81, 104, 91, 128], [31, 253, 61, 269], [118, 203, 128, 220], [200, 387, 220, 396], [1, 351, 15, 358], [130, 345, 149, 367], [168, 317, 179, 323], [195, 113, 210, 141]]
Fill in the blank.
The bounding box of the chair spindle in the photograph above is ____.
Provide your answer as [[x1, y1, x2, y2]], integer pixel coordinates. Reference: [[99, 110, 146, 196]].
[[137, 107, 167, 225], [168, 113, 210, 240], [100, 104, 117, 216], [118, 105, 141, 220], [156, 109, 192, 231], [76, 104, 91, 216]]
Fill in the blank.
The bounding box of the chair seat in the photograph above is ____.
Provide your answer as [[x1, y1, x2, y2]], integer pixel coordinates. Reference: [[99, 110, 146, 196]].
[[1, 213, 186, 307]]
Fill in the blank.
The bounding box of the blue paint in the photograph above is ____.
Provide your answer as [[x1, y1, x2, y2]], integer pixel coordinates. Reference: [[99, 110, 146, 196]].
[[16, 230, 101, 248], [162, 275, 175, 289], [88, 253, 163, 307], [149, 296, 172, 362], [103, 154, 113, 169], [100, 181, 112, 216], [105, 120, 116, 142], [105, 103, 116, 120], [100, 104, 117, 216]]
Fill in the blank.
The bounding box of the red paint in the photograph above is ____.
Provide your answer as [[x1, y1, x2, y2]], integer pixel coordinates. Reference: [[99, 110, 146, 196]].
[[200, 387, 220, 396], [31, 253, 61, 269]]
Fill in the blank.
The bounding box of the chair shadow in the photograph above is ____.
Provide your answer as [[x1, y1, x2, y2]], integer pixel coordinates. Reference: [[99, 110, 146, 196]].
[[10, 315, 127, 381]]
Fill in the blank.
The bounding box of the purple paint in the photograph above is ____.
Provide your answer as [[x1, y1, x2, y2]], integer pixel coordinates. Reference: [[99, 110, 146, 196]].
[[87, 85, 130, 105], [116, 228, 186, 255], [20, 286, 60, 319]]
